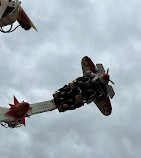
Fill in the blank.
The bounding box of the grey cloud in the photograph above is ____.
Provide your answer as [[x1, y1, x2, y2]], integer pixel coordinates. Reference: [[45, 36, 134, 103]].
[[0, 0, 141, 158]]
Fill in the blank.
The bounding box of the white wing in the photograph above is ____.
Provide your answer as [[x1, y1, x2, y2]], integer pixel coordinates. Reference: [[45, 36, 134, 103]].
[[81, 56, 96, 75], [94, 96, 112, 116]]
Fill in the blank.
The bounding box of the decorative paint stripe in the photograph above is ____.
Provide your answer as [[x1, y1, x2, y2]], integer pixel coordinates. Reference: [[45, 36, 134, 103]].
[[85, 56, 95, 73]]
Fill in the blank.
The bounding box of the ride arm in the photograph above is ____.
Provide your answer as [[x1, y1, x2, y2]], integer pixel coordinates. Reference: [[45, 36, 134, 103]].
[[27, 99, 57, 116], [0, 107, 14, 122]]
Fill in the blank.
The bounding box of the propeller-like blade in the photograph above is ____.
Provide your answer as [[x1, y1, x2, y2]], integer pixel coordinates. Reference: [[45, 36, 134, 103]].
[[107, 68, 109, 74], [109, 80, 114, 84], [106, 68, 114, 84]]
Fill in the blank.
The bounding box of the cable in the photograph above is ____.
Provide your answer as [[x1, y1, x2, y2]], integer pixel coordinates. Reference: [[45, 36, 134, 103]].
[[0, 24, 20, 33]]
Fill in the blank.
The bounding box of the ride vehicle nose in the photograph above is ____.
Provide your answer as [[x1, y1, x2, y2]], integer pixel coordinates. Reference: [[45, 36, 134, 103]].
[[103, 74, 109, 82]]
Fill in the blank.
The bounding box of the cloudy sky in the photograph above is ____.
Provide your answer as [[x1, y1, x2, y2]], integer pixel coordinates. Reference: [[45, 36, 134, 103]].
[[0, 0, 141, 157]]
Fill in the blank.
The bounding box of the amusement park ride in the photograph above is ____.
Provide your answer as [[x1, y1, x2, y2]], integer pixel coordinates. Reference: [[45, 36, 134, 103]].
[[0, 56, 115, 128], [0, 0, 37, 33]]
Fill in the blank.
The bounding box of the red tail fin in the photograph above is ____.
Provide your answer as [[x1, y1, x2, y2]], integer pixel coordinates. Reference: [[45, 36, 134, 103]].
[[14, 96, 19, 105]]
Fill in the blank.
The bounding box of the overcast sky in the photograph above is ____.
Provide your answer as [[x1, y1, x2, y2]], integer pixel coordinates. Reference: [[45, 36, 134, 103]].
[[0, 0, 141, 157]]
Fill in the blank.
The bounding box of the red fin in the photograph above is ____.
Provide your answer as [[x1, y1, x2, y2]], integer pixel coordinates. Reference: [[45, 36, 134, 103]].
[[5, 109, 15, 116], [15, 117, 19, 122], [9, 104, 14, 108], [29, 107, 32, 110], [14, 96, 19, 105], [17, 6, 37, 31], [20, 117, 26, 126], [24, 113, 30, 118]]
